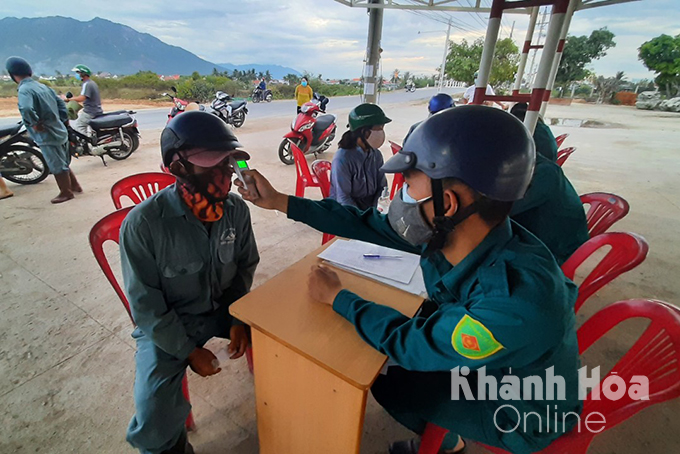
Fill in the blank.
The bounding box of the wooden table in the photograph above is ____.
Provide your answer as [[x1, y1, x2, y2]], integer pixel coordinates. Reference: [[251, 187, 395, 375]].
[[230, 241, 424, 454]]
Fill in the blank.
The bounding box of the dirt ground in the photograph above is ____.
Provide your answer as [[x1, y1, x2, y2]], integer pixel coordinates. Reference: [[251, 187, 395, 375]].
[[0, 101, 679, 454], [0, 96, 168, 117]]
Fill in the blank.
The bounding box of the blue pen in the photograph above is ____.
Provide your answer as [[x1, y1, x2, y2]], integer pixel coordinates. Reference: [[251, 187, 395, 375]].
[[363, 254, 403, 259]]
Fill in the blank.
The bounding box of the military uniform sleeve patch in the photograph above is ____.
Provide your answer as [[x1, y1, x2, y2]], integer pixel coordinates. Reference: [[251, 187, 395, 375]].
[[451, 314, 504, 360]]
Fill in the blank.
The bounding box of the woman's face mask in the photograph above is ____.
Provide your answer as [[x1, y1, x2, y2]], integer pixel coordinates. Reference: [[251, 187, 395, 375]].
[[301, 81, 308, 87], [388, 183, 433, 246], [366, 129, 386, 150]]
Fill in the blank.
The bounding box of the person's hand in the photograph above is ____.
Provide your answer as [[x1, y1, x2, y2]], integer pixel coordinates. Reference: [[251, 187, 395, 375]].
[[234, 169, 289, 212], [308, 264, 343, 306], [228, 324, 249, 359], [187, 347, 220, 377]]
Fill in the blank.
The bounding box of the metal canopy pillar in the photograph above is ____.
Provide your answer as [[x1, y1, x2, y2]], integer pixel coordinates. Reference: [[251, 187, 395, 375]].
[[540, 0, 579, 115], [513, 6, 539, 95], [364, 0, 384, 104]]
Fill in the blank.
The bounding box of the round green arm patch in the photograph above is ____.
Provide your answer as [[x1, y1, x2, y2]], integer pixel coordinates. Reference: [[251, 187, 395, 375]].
[[451, 314, 504, 360]]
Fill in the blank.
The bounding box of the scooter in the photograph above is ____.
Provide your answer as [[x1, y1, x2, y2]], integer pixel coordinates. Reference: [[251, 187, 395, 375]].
[[252, 87, 273, 103], [405, 83, 416, 93], [0, 122, 50, 185], [278, 101, 336, 165], [65, 94, 141, 166], [163, 86, 190, 123], [210, 91, 248, 128]]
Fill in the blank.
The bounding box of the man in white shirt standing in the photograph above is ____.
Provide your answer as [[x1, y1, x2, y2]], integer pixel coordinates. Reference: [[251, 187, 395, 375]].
[[460, 72, 507, 109]]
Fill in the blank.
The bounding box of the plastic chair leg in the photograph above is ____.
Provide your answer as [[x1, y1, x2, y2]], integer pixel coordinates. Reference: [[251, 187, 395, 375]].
[[295, 178, 305, 198], [418, 423, 449, 454], [182, 374, 196, 431]]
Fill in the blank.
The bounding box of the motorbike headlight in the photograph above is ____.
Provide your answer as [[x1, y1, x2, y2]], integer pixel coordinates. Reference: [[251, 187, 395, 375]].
[[299, 123, 314, 132]]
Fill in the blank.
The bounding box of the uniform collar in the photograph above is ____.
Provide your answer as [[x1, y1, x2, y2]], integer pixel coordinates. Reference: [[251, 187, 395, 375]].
[[18, 78, 35, 87], [161, 183, 235, 218], [429, 218, 514, 296]]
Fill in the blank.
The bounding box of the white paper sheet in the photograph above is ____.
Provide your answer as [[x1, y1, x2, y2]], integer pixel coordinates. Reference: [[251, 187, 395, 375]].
[[327, 261, 427, 298], [318, 239, 419, 284]]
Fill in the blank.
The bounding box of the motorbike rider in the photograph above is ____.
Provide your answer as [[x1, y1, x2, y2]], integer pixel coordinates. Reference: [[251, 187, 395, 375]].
[[404, 93, 454, 143], [406, 77, 414, 90], [62, 64, 103, 146], [121, 111, 259, 454], [5, 56, 83, 204], [235, 106, 580, 454], [254, 78, 267, 101], [329, 103, 390, 210]]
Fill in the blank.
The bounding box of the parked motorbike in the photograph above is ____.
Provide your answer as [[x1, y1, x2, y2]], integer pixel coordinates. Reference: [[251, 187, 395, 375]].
[[278, 101, 337, 165], [0, 122, 50, 184], [65, 93, 141, 166], [162, 86, 189, 123], [252, 87, 273, 103], [313, 92, 329, 113], [405, 83, 416, 93], [210, 91, 248, 128]]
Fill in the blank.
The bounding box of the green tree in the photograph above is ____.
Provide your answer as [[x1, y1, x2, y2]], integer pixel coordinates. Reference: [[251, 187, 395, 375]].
[[638, 34, 680, 97], [284, 73, 300, 85], [191, 71, 201, 81], [556, 28, 616, 86], [444, 37, 519, 86], [593, 71, 626, 104]]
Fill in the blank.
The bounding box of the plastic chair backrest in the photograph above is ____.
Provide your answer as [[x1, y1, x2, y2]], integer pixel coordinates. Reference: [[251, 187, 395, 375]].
[[556, 146, 576, 166], [311, 160, 332, 198], [111, 172, 176, 210], [388, 141, 405, 200], [89, 207, 134, 322], [562, 232, 649, 313], [581, 192, 630, 238], [311, 160, 335, 245], [577, 299, 680, 430], [291, 141, 319, 197], [555, 133, 569, 148]]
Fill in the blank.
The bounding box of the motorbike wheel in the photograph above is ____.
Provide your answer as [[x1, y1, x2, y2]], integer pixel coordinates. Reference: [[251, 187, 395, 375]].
[[278, 139, 297, 165], [232, 111, 246, 128], [265, 93, 273, 102], [108, 132, 138, 161], [252, 96, 260, 103], [0, 145, 50, 185]]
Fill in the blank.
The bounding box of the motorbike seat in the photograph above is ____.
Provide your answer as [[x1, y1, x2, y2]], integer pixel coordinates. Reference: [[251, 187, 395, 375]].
[[229, 100, 247, 109], [89, 113, 133, 130], [102, 110, 134, 116], [0, 123, 21, 138], [312, 114, 336, 136]]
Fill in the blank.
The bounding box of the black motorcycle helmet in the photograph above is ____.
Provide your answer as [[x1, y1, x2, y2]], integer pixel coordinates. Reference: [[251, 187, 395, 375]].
[[5, 56, 33, 81], [161, 111, 244, 167], [382, 105, 535, 255]]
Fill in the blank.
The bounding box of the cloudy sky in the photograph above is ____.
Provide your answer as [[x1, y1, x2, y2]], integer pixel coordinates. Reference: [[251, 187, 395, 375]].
[[4, 0, 679, 80]]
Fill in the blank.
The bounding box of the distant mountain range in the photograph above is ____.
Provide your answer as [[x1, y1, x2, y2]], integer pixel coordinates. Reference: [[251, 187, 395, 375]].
[[0, 16, 300, 78]]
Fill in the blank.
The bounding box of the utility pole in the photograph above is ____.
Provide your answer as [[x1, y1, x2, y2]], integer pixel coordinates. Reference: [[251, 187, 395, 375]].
[[364, 0, 384, 104], [439, 19, 452, 92], [510, 21, 515, 39]]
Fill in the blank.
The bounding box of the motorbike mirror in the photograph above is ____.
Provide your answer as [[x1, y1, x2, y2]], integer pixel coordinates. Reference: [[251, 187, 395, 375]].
[[171, 86, 177, 93]]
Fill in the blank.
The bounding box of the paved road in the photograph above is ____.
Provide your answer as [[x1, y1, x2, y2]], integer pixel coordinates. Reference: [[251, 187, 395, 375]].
[[0, 87, 464, 132]]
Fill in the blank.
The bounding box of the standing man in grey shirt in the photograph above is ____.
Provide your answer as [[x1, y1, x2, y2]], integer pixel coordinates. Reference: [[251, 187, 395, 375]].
[[62, 64, 103, 142]]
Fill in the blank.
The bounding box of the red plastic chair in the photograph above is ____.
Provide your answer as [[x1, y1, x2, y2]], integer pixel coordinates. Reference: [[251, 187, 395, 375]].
[[291, 141, 321, 198], [311, 159, 335, 245], [555, 133, 569, 148], [424, 299, 680, 454], [556, 147, 576, 167], [581, 192, 630, 238], [89, 207, 196, 430], [389, 141, 405, 200], [111, 172, 176, 209], [561, 232, 649, 313]]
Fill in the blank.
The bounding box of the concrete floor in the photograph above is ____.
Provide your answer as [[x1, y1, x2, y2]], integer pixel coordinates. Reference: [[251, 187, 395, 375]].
[[0, 101, 678, 454]]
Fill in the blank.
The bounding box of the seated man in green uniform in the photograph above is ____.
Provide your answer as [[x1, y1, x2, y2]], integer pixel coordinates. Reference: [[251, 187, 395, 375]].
[[236, 106, 581, 454], [510, 103, 589, 264], [510, 103, 558, 162], [120, 111, 260, 454]]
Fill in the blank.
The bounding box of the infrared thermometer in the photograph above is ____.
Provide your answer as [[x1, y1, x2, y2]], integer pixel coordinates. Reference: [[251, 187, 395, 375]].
[[230, 157, 250, 190]]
